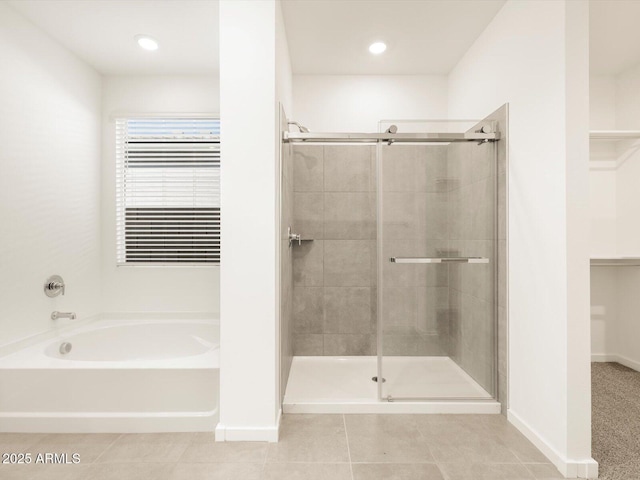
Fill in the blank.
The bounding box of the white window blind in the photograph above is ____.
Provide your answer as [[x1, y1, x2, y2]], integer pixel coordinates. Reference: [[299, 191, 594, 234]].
[[116, 118, 220, 265]]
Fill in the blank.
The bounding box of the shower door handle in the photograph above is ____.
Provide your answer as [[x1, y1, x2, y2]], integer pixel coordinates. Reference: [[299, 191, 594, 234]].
[[389, 257, 489, 264]]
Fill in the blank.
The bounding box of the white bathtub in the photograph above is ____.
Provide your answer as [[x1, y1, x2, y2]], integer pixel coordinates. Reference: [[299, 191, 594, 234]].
[[0, 319, 219, 433]]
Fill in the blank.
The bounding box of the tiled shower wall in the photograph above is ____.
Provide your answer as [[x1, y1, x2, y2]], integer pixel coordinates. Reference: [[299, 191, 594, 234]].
[[380, 144, 451, 356], [447, 140, 497, 394], [292, 144, 452, 357], [280, 121, 294, 401], [446, 107, 508, 407], [292, 146, 377, 356]]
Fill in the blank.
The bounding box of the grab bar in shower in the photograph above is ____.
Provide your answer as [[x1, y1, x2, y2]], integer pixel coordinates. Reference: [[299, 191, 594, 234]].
[[389, 257, 490, 264]]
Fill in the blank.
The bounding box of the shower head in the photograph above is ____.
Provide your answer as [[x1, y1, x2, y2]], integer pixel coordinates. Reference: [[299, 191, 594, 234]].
[[288, 121, 309, 133]]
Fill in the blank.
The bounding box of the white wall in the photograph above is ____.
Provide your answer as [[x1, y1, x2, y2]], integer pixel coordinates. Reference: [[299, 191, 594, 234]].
[[589, 76, 616, 131], [218, 0, 292, 442], [101, 75, 219, 315], [0, 2, 102, 346], [448, 1, 594, 477], [293, 75, 448, 131], [616, 63, 640, 130]]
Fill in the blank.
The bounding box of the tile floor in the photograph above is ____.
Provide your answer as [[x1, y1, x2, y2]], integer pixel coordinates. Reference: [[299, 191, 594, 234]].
[[0, 414, 563, 480]]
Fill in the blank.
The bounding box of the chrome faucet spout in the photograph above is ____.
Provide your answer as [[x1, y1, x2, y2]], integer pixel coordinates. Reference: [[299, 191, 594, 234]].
[[51, 311, 76, 320]]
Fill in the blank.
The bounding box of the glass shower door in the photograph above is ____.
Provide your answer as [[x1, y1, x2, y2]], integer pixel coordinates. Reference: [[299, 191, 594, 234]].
[[377, 122, 498, 401]]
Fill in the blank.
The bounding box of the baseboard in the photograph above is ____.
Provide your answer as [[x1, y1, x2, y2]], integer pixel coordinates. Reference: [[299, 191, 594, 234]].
[[0, 410, 218, 433], [591, 353, 640, 372], [215, 409, 281, 443], [508, 410, 598, 479]]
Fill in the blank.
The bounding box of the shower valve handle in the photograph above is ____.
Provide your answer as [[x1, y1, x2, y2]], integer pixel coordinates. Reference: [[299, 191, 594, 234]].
[[287, 227, 301, 247], [44, 275, 65, 297]]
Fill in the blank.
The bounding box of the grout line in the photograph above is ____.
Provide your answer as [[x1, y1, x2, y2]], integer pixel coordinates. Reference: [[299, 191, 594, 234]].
[[91, 433, 122, 464], [343, 414, 354, 480]]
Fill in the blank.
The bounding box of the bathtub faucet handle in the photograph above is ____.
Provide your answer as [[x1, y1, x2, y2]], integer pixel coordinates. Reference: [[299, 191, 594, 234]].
[[51, 311, 76, 320], [44, 275, 65, 297]]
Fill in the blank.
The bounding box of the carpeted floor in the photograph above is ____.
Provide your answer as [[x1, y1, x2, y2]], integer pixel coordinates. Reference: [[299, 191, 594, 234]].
[[592, 362, 640, 480]]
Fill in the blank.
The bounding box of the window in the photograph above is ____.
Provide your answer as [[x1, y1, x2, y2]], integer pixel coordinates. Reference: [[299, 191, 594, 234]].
[[115, 117, 220, 265]]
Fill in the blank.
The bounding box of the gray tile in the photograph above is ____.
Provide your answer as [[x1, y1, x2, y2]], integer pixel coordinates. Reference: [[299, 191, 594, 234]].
[[383, 192, 416, 240], [115, 433, 195, 444], [293, 145, 323, 192], [293, 287, 324, 334], [416, 287, 449, 335], [498, 306, 508, 377], [352, 463, 445, 480], [0, 464, 94, 480], [437, 463, 534, 480], [498, 239, 507, 307], [169, 463, 262, 480], [293, 334, 323, 355], [267, 415, 349, 463], [323, 334, 375, 356], [345, 415, 434, 463], [424, 437, 519, 464], [324, 287, 375, 334], [414, 145, 449, 193], [29, 442, 114, 464], [469, 140, 495, 184], [95, 434, 192, 463], [324, 192, 375, 240], [498, 173, 507, 240], [293, 240, 323, 287], [35, 433, 120, 446], [382, 285, 417, 331], [383, 239, 416, 287], [381, 145, 416, 192], [179, 441, 267, 463], [263, 463, 352, 480], [0, 433, 48, 453], [78, 463, 175, 480], [524, 464, 564, 479], [415, 193, 448, 240], [500, 432, 550, 464], [324, 240, 374, 287], [324, 146, 372, 192], [413, 243, 449, 288], [382, 334, 422, 356], [294, 193, 323, 239]]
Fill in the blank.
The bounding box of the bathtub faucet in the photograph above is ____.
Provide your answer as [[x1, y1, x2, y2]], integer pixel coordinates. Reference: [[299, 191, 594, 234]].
[[51, 311, 76, 320]]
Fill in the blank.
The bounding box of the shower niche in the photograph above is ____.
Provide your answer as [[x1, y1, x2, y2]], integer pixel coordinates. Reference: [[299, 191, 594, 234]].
[[280, 106, 508, 413]]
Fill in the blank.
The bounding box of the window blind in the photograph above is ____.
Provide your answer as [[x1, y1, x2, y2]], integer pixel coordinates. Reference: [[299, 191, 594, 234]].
[[115, 118, 220, 264]]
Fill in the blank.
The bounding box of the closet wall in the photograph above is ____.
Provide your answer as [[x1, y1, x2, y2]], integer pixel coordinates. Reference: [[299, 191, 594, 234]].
[[590, 68, 640, 371]]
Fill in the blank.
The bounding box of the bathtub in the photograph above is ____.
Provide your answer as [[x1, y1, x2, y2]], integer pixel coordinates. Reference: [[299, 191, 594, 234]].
[[0, 318, 219, 433]]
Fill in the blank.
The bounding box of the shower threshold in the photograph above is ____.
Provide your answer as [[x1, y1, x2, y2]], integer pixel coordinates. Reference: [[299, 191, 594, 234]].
[[283, 356, 500, 414]]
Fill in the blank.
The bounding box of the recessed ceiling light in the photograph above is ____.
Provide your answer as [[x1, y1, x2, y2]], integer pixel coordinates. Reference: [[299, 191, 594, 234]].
[[369, 42, 386, 55], [135, 35, 159, 51]]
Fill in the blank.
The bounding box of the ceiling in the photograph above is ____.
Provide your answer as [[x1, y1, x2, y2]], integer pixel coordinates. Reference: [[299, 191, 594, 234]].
[[281, 0, 506, 75], [11, 0, 638, 78], [590, 0, 640, 75], [7, 0, 219, 75]]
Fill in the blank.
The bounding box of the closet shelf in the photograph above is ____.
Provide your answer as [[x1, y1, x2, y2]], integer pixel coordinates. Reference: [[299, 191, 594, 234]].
[[591, 256, 640, 267], [590, 130, 640, 141]]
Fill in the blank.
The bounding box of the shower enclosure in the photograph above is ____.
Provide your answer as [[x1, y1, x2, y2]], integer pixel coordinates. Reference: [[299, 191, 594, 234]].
[[280, 106, 507, 413]]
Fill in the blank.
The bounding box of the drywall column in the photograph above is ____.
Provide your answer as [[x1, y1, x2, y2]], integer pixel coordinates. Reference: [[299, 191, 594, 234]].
[[565, 1, 592, 474], [218, 0, 279, 441], [448, 0, 595, 477]]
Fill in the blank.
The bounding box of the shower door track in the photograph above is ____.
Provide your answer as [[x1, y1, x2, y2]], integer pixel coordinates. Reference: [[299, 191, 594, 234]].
[[283, 131, 500, 143]]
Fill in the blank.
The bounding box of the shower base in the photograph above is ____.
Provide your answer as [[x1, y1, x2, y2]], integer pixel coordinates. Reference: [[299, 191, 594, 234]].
[[283, 356, 500, 414]]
